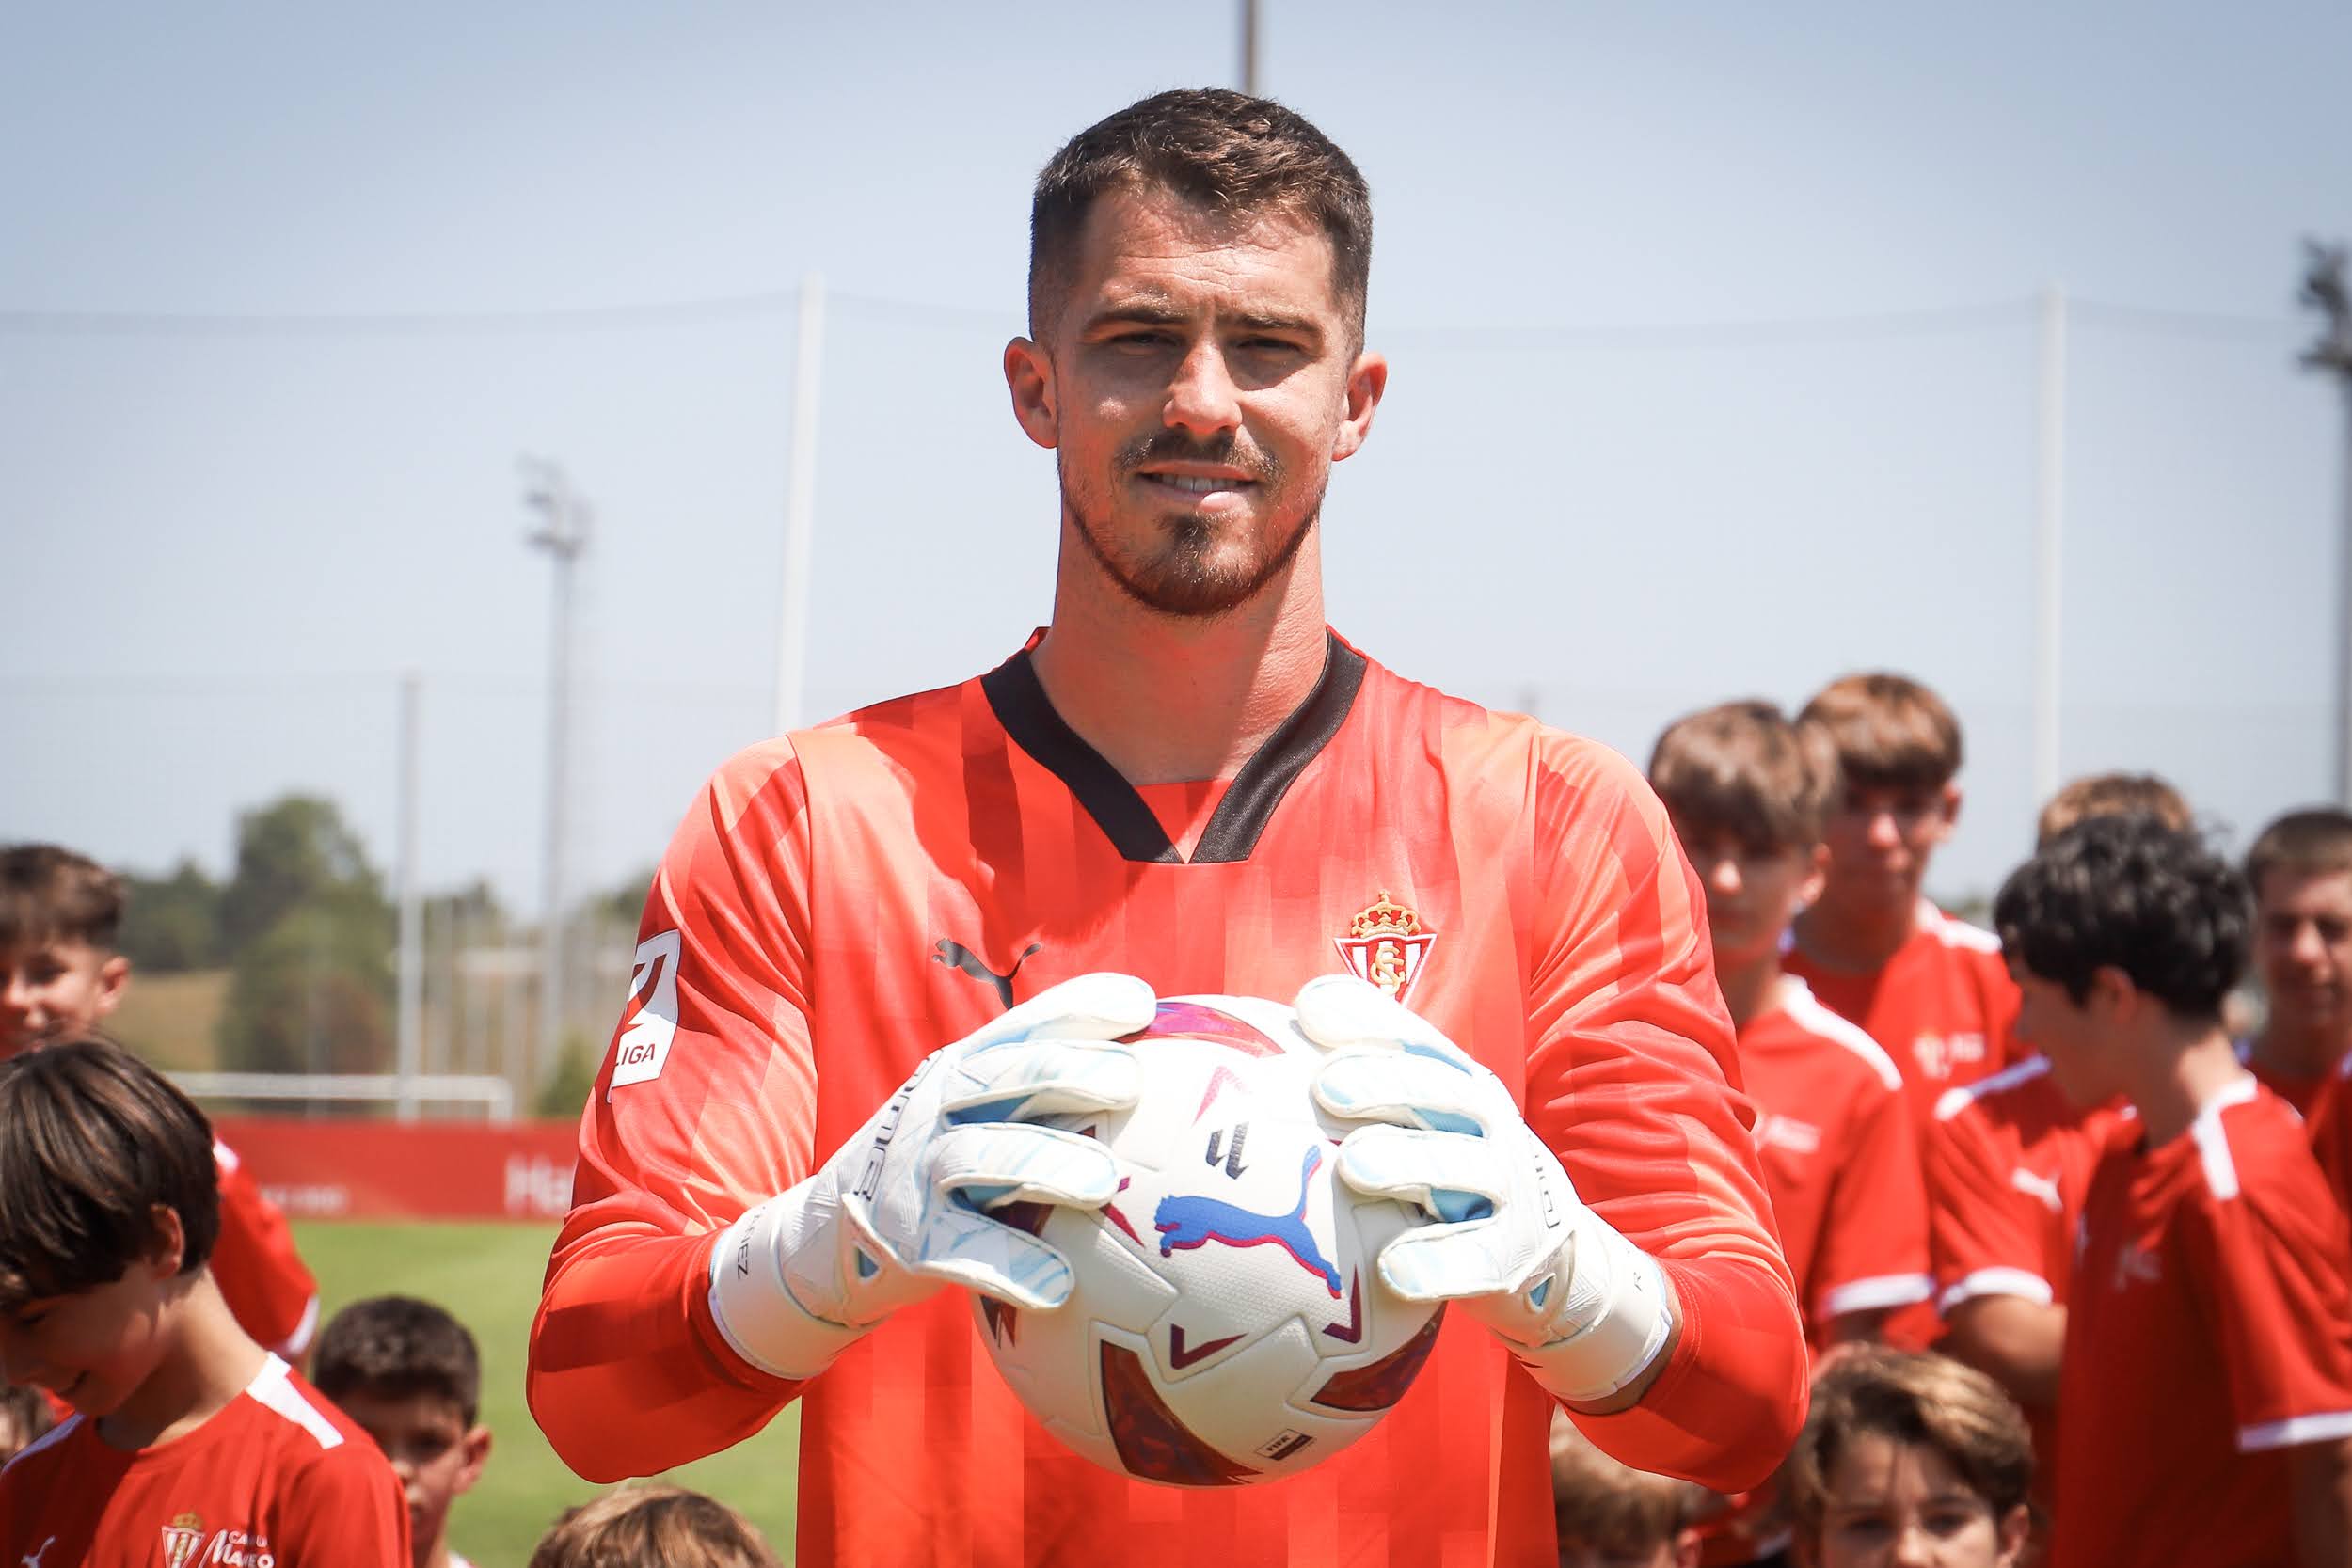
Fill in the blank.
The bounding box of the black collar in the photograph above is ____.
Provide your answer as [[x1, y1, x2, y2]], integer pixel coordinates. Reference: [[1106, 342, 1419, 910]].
[[979, 631, 1366, 865]]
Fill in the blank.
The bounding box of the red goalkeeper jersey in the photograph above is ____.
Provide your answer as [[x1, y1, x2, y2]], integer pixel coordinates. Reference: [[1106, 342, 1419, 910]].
[[0, 1354, 408, 1568], [527, 631, 1804, 1568]]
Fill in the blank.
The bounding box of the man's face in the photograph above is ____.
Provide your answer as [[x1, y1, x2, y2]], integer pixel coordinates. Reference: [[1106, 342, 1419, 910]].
[[1819, 784, 1959, 920], [2253, 866, 2352, 1039], [1006, 185, 1384, 618], [0, 939, 129, 1058], [0, 1240, 177, 1418], [2009, 964, 2115, 1108], [1811, 1431, 2026, 1568], [1676, 828, 1823, 972], [330, 1386, 490, 1564]]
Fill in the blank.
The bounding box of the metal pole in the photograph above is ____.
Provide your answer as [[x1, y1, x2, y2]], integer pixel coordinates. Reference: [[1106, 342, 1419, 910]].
[[2301, 243, 2352, 807], [394, 670, 423, 1121], [525, 461, 590, 1091], [774, 274, 825, 736], [2336, 380, 2352, 809], [2032, 285, 2066, 808], [1241, 0, 1261, 94]]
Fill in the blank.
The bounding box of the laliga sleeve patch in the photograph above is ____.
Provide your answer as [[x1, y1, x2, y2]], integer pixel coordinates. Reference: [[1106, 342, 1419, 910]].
[[609, 929, 683, 1093]]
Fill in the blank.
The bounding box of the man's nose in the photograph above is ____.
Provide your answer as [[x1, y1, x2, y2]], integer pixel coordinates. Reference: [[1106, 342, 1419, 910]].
[[1888, 1526, 1940, 1567], [1865, 808, 1904, 849], [2291, 920, 2329, 967], [1706, 856, 1744, 897], [1164, 339, 1243, 436]]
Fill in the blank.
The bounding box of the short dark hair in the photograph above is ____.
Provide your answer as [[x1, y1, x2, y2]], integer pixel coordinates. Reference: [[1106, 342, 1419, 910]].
[[1800, 673, 1963, 796], [2246, 807, 2352, 894], [1650, 700, 1840, 855], [1028, 88, 1373, 347], [313, 1294, 484, 1427], [1782, 1348, 2032, 1544], [0, 1037, 219, 1308], [0, 844, 124, 954], [1994, 815, 2249, 1017]]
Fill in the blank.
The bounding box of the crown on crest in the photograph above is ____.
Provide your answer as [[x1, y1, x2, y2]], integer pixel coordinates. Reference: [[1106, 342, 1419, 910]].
[[1347, 892, 1421, 940]]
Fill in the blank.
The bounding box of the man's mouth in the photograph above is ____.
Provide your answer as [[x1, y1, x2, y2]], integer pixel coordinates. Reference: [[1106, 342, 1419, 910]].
[[1138, 471, 1256, 496]]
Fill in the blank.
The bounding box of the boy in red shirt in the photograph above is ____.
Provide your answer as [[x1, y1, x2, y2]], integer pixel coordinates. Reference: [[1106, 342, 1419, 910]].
[[1786, 675, 2017, 1124], [1927, 773, 2187, 1482], [1, 844, 320, 1361], [313, 1296, 493, 1568], [0, 1037, 407, 1565], [1650, 701, 1930, 1348], [1994, 815, 2352, 1568], [2238, 808, 2352, 1115]]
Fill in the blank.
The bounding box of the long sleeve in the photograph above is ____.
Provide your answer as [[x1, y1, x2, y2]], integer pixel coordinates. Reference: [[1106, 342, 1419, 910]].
[[1522, 738, 1807, 1493], [528, 741, 824, 1481], [212, 1139, 322, 1360]]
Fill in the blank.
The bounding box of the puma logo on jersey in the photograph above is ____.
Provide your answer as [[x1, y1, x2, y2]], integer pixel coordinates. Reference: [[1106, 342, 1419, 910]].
[[933, 940, 1041, 1009], [22, 1539, 55, 1568], [2010, 1167, 2064, 1213]]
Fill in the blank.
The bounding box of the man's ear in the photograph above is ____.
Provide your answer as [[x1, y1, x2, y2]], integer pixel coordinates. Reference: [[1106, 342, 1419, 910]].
[[2089, 963, 2139, 1021], [1798, 842, 1831, 909], [1329, 350, 1388, 462], [1927, 782, 1963, 845], [94, 954, 131, 1018], [1004, 337, 1058, 451]]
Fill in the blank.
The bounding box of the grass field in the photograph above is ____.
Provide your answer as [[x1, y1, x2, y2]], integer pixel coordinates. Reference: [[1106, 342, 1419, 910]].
[[295, 1221, 801, 1567]]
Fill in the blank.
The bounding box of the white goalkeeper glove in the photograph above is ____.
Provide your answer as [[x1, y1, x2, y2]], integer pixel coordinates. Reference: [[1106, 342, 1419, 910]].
[[708, 972, 1153, 1380], [1295, 974, 1677, 1404]]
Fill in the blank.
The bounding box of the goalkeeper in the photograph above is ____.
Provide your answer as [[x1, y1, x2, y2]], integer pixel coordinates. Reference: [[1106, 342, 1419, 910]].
[[528, 88, 1804, 1568]]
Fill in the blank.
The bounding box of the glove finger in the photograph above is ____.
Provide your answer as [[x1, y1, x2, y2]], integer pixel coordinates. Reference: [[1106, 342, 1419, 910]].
[[1331, 1123, 1502, 1224], [942, 1039, 1141, 1125], [1372, 1223, 1522, 1304], [907, 1204, 1082, 1310], [1311, 1050, 1489, 1135], [928, 1122, 1122, 1211], [968, 972, 1157, 1050], [1293, 974, 1480, 1072]]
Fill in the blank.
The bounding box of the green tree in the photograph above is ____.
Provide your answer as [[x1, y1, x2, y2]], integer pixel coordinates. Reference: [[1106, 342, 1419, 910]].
[[216, 795, 382, 958], [119, 859, 223, 973], [213, 795, 395, 1079]]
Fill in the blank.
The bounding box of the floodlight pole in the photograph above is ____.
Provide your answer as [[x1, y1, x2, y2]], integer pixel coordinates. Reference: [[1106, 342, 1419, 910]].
[[2301, 242, 2352, 809], [524, 460, 590, 1092], [773, 274, 825, 736], [1241, 0, 1261, 93], [394, 670, 423, 1121], [2032, 285, 2067, 808]]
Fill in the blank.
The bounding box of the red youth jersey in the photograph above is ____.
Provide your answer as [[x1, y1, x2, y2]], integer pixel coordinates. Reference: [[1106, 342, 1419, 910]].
[[2050, 1077, 2352, 1568], [0, 1354, 408, 1568], [211, 1139, 320, 1360], [2233, 1036, 2334, 1118], [2312, 1056, 2352, 1212], [1786, 900, 2018, 1126], [527, 632, 1804, 1568], [1925, 1055, 2124, 1316], [1738, 976, 1930, 1342]]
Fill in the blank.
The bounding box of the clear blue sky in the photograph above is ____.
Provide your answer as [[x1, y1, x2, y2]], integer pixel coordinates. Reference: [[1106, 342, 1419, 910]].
[[4, 1, 2348, 912]]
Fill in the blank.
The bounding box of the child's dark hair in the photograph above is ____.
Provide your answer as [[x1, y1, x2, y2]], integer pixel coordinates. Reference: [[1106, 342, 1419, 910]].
[[1799, 673, 1964, 796], [529, 1484, 783, 1568], [1650, 699, 1840, 855], [0, 844, 124, 954], [1783, 1347, 2033, 1545], [312, 1294, 484, 1427], [1994, 815, 2250, 1017], [0, 1036, 219, 1307]]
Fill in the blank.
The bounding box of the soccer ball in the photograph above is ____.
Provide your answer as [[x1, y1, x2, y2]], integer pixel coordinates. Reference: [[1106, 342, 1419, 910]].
[[973, 993, 1444, 1486]]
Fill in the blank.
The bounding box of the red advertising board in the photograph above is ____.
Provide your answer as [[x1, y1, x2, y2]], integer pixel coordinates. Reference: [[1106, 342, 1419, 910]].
[[213, 1117, 580, 1223]]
